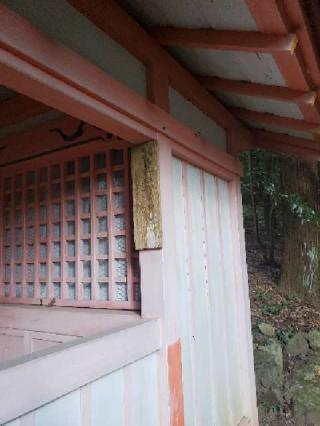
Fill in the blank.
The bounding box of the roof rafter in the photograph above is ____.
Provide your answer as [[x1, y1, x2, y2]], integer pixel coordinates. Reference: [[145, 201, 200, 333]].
[[231, 108, 320, 135], [253, 129, 320, 160], [245, 0, 319, 123], [150, 27, 298, 54], [0, 94, 50, 128], [66, 0, 254, 151], [198, 77, 316, 106]]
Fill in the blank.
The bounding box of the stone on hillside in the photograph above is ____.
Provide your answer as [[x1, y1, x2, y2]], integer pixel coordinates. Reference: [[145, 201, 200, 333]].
[[258, 322, 276, 337], [286, 332, 309, 357], [307, 330, 320, 352], [288, 356, 320, 425], [254, 339, 283, 408]]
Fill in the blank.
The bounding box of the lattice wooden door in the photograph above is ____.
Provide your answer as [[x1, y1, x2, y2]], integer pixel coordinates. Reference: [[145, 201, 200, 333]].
[[0, 142, 140, 309]]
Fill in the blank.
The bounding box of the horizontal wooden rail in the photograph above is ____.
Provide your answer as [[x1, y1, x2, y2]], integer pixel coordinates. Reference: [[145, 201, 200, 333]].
[[0, 318, 160, 424], [150, 27, 298, 54], [198, 76, 317, 105], [232, 107, 320, 135], [66, 0, 254, 149], [253, 129, 320, 160]]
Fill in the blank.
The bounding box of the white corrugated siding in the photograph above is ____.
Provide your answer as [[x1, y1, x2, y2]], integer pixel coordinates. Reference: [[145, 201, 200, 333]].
[[172, 157, 255, 426]]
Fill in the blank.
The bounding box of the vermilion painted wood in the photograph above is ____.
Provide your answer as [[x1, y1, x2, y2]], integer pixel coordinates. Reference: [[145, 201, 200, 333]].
[[198, 76, 317, 105], [65, 0, 253, 146], [0, 38, 244, 176], [0, 139, 139, 310], [170, 140, 238, 181], [232, 107, 320, 135], [283, 0, 320, 87], [168, 340, 185, 426], [146, 64, 170, 112], [245, 0, 320, 123], [245, 0, 310, 90], [0, 116, 106, 165], [150, 27, 298, 53], [253, 129, 320, 160], [0, 94, 51, 128]]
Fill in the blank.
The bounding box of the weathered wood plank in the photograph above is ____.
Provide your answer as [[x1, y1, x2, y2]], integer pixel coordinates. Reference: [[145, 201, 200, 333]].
[[131, 141, 162, 249]]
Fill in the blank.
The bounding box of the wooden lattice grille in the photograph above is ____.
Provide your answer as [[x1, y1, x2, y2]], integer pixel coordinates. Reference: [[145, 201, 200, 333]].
[[0, 142, 140, 309]]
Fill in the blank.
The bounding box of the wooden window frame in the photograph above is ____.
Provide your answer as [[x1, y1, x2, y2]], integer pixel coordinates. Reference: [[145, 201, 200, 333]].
[[0, 140, 140, 310], [0, 5, 252, 424]]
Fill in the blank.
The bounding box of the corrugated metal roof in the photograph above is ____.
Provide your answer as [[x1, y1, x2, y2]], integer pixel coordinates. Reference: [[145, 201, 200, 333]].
[[118, 0, 257, 31], [215, 93, 303, 119], [170, 48, 286, 86], [118, 0, 314, 142]]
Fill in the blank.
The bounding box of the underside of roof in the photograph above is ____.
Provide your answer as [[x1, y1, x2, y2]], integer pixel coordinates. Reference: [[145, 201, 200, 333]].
[[1, 0, 320, 161], [116, 0, 320, 158]]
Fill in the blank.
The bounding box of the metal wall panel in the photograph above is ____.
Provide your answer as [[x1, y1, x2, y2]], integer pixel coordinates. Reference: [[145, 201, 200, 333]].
[[173, 157, 253, 425]]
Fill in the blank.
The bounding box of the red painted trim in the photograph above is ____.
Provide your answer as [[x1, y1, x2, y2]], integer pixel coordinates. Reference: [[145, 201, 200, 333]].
[[168, 340, 185, 426], [198, 76, 316, 105], [0, 116, 106, 165], [232, 107, 320, 135], [253, 129, 320, 160], [170, 140, 238, 181], [245, 0, 320, 124], [0, 4, 244, 177], [0, 136, 139, 310], [146, 64, 169, 111], [0, 94, 51, 127], [66, 0, 253, 146], [283, 0, 320, 87], [245, 0, 309, 91], [150, 27, 298, 53]]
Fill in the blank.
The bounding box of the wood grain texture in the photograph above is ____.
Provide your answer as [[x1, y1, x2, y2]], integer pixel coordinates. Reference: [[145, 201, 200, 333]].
[[131, 141, 162, 249]]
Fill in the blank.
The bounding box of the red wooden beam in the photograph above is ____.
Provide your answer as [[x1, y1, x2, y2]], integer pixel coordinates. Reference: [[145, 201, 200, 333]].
[[231, 108, 320, 135], [253, 128, 320, 160], [198, 76, 317, 106], [146, 64, 169, 112], [66, 0, 254, 150], [150, 27, 298, 54], [245, 0, 320, 122], [0, 94, 51, 128]]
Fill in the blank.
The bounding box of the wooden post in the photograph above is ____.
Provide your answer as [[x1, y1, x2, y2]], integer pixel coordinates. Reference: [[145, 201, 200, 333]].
[[131, 140, 162, 250]]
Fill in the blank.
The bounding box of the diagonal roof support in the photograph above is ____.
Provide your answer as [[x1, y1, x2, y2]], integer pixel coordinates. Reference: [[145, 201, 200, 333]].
[[198, 77, 317, 106], [253, 129, 320, 160], [150, 27, 298, 54], [231, 108, 320, 135]]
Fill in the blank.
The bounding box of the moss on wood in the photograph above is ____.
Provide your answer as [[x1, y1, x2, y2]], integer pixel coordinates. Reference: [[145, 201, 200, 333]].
[[131, 141, 162, 250]]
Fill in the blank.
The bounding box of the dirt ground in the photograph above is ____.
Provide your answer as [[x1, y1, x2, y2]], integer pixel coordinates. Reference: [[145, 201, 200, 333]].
[[246, 229, 320, 426]]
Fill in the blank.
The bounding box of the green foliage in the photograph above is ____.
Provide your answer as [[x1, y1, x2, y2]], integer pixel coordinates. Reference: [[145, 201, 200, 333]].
[[276, 327, 295, 347], [240, 150, 320, 226], [259, 400, 282, 416], [283, 193, 320, 225], [255, 288, 296, 317]]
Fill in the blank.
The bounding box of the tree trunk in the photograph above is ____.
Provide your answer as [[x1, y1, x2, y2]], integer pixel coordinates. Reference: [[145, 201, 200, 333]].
[[249, 152, 265, 252], [280, 157, 320, 301]]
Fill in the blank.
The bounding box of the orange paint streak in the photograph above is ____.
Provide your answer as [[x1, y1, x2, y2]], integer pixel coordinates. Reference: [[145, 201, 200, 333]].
[[168, 340, 185, 426]]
